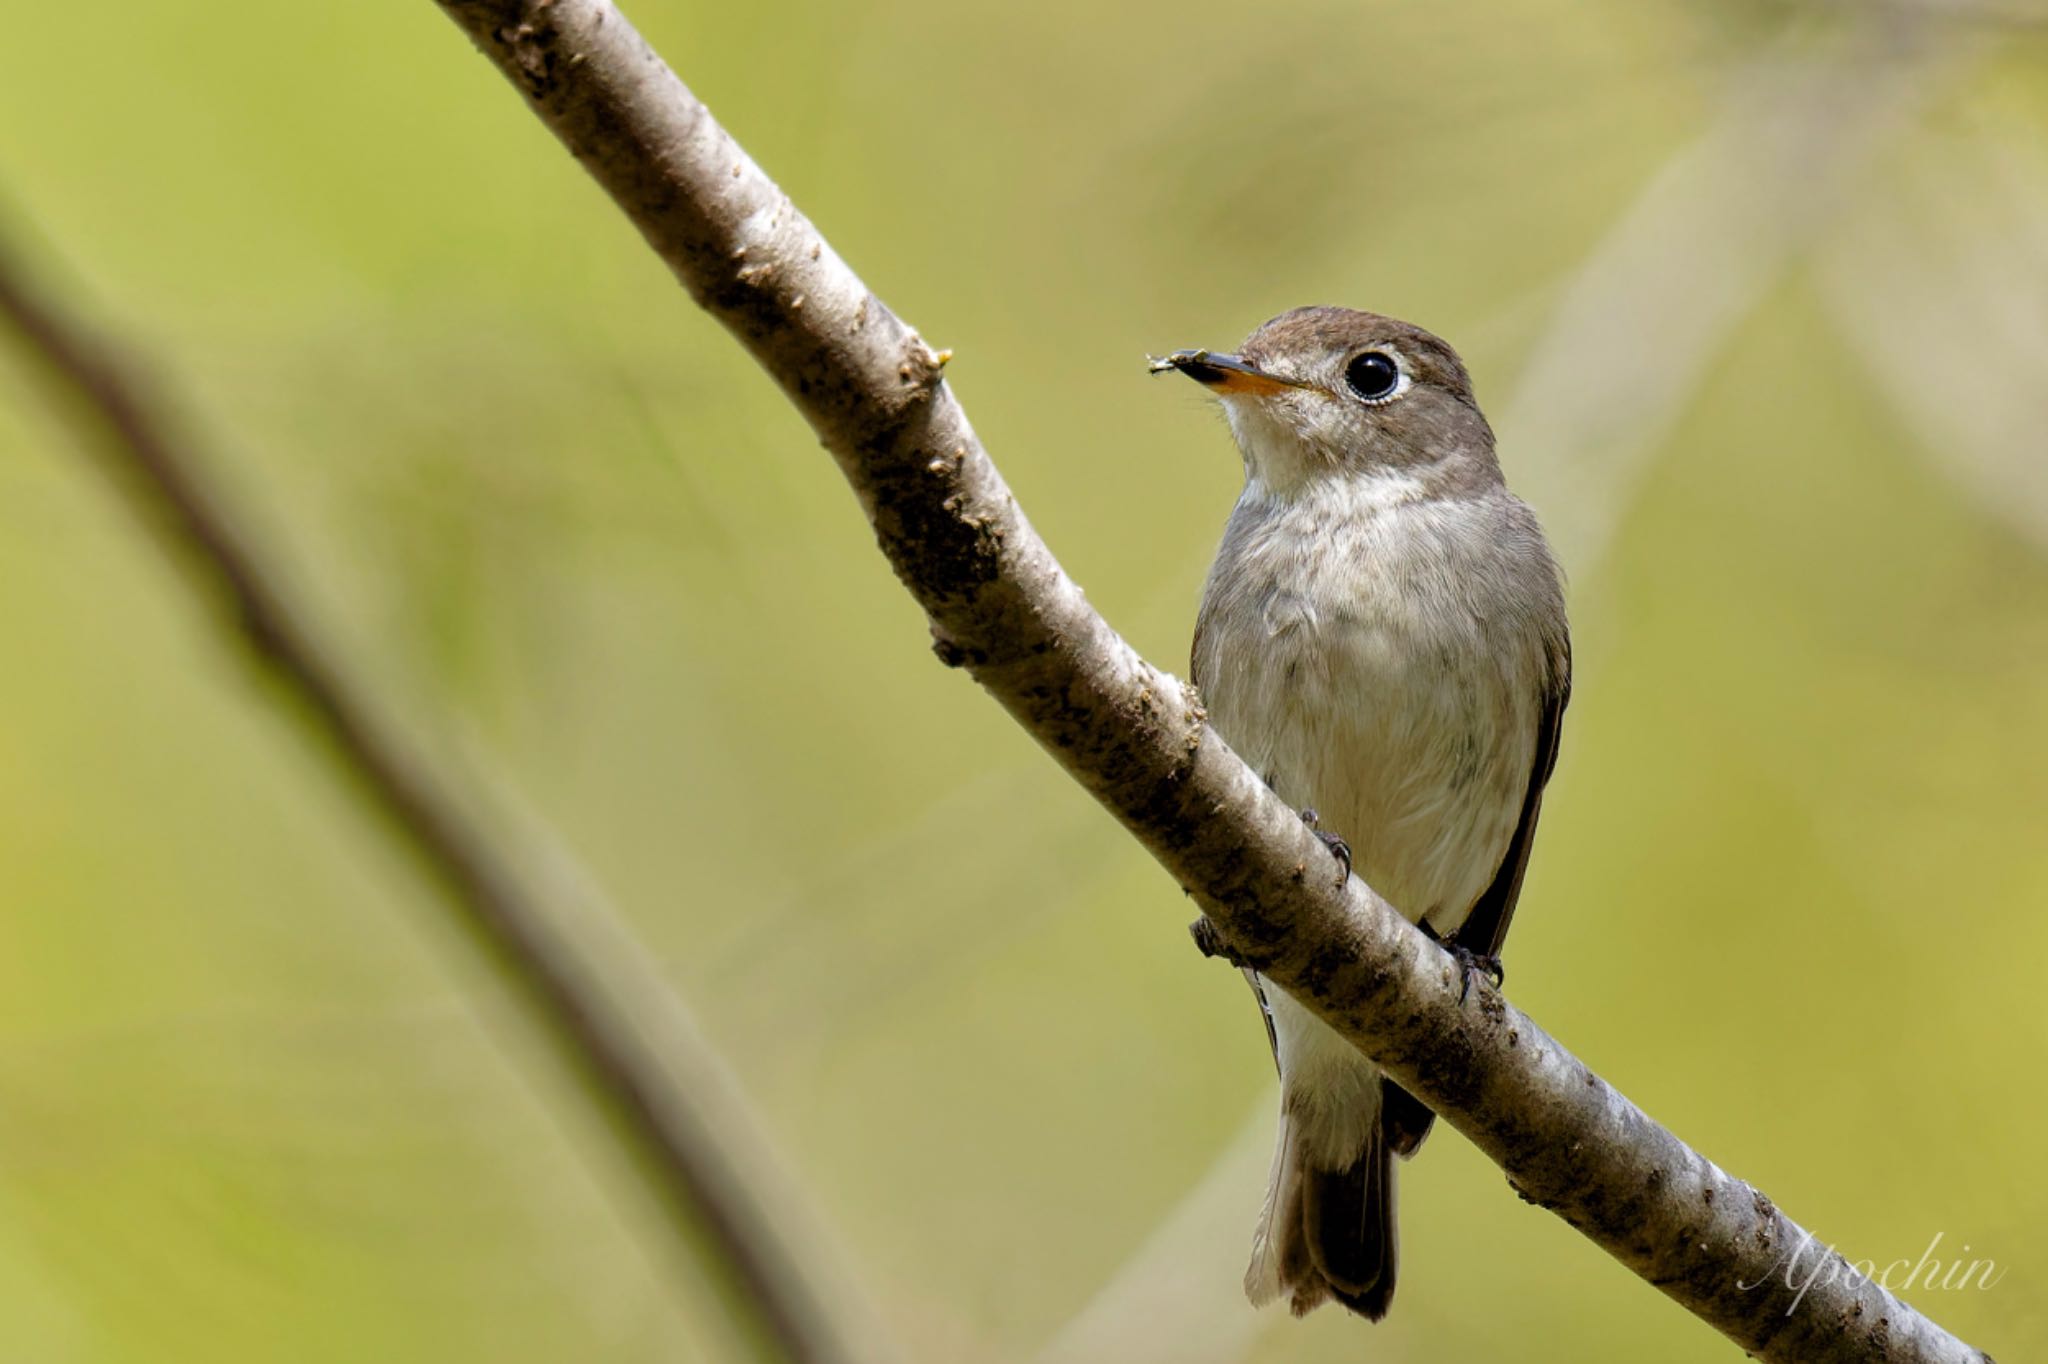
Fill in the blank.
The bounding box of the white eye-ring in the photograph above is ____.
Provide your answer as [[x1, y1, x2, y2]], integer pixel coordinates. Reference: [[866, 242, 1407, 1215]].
[[1343, 350, 1407, 404]]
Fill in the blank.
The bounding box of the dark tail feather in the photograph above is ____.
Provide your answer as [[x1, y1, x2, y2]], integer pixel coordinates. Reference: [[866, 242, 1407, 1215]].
[[1248, 1110, 1400, 1321], [1298, 1126, 1398, 1321]]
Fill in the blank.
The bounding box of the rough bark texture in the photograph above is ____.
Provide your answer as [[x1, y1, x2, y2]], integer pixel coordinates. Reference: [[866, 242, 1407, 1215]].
[[432, 3, 1992, 1359]]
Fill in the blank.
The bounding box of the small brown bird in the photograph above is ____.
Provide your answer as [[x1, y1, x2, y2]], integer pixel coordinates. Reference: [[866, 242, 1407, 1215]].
[[1155, 307, 1570, 1320]]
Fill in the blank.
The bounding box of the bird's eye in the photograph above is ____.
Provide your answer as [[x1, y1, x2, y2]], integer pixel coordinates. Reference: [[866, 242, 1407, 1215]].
[[1344, 351, 1401, 402]]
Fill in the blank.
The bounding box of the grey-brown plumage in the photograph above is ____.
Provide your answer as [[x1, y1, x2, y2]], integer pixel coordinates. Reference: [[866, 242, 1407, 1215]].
[[1161, 307, 1570, 1321]]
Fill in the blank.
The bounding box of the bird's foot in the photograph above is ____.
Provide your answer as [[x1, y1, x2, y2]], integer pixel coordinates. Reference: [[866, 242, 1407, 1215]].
[[1420, 922, 1504, 1003], [1297, 807, 1352, 884], [1188, 916, 1250, 968], [1451, 945, 1505, 1002]]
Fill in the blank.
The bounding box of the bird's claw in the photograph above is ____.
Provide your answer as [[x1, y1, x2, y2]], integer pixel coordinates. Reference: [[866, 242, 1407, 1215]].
[[1449, 943, 1505, 1003], [1297, 808, 1352, 883], [1419, 922, 1504, 1003], [1189, 916, 1249, 968], [1316, 831, 1353, 882]]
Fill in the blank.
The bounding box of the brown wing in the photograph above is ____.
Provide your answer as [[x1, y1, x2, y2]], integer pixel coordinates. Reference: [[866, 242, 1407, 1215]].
[[1384, 647, 1571, 1156], [1452, 648, 1571, 962]]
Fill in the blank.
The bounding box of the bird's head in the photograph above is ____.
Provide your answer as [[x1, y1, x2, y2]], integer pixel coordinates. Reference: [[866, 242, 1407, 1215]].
[[1153, 306, 1497, 500]]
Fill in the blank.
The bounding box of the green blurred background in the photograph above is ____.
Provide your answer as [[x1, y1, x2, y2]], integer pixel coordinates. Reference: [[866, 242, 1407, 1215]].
[[3, 1, 2045, 1360]]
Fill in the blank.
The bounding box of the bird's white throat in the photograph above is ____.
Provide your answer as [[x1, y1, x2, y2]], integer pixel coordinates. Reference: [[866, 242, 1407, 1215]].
[[1222, 394, 1427, 513]]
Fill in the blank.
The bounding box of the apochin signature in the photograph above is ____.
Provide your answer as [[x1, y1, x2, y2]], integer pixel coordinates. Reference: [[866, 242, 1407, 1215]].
[[1741, 1231, 2006, 1313]]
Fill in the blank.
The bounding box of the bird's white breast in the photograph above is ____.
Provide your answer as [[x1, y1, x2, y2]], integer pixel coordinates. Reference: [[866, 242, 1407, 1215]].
[[1195, 472, 1543, 934]]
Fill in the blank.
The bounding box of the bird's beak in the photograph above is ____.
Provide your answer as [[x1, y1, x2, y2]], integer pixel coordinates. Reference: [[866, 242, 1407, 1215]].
[[1148, 350, 1311, 396]]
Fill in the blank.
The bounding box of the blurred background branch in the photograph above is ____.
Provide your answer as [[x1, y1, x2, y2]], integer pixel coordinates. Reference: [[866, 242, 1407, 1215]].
[[1821, 124, 2048, 551], [0, 236, 894, 1364], [1034, 1109, 1278, 1364], [1505, 10, 1983, 573]]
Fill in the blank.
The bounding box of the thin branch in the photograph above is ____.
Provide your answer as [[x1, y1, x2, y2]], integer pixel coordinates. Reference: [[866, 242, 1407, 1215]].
[[0, 239, 894, 1364], [423, 3, 1997, 1359]]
